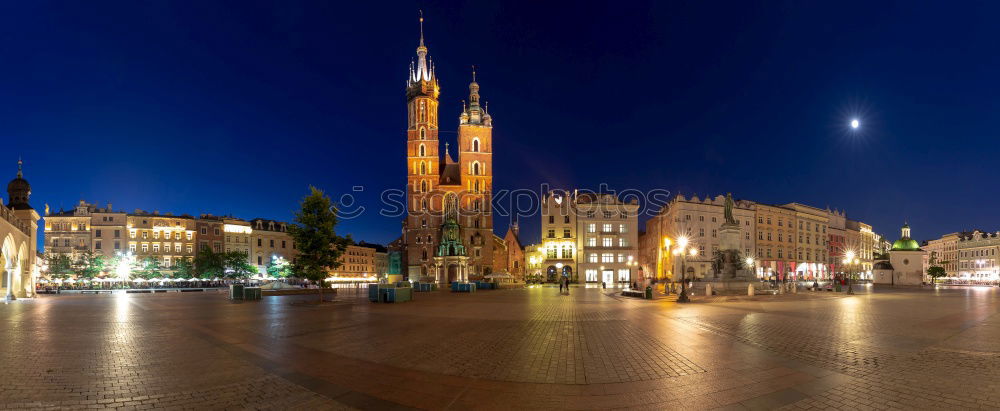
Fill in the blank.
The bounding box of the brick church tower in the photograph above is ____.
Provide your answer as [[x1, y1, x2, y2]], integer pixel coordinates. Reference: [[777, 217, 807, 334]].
[[403, 15, 495, 283]]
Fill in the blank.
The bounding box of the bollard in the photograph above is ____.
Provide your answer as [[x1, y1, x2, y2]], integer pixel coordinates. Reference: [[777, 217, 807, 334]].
[[790, 282, 797, 294], [748, 283, 755, 297], [705, 284, 713, 298]]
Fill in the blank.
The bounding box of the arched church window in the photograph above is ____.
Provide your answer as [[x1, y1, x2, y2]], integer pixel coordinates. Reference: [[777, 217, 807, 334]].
[[419, 144, 426, 156], [473, 162, 480, 176], [420, 128, 426, 140], [420, 162, 426, 175], [472, 138, 480, 152], [420, 180, 428, 192], [474, 181, 480, 193]]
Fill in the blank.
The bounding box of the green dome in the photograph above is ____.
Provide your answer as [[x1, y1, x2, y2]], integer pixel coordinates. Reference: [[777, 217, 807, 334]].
[[891, 238, 920, 251]]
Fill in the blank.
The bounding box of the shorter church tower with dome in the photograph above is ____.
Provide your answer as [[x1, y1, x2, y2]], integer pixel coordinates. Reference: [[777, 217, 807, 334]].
[[873, 223, 927, 285]]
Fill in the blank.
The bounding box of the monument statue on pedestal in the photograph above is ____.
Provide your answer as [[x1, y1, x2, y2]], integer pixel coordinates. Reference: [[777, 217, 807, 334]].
[[715, 193, 751, 280]]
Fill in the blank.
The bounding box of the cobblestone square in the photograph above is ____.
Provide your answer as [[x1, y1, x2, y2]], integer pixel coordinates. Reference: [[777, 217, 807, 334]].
[[2, 285, 998, 410]]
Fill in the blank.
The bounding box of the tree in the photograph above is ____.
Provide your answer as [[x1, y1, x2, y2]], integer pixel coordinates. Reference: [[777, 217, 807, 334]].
[[73, 251, 106, 279], [193, 248, 226, 279], [134, 256, 162, 280], [45, 252, 75, 279], [173, 257, 195, 278], [288, 186, 351, 302], [223, 252, 256, 279], [927, 266, 946, 285], [266, 256, 293, 278]]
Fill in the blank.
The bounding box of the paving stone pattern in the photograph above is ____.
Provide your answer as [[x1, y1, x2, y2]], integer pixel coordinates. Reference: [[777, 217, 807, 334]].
[[1, 285, 999, 409]]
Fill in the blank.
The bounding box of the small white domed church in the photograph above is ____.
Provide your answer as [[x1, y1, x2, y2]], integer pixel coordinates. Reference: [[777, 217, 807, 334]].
[[873, 224, 926, 285]]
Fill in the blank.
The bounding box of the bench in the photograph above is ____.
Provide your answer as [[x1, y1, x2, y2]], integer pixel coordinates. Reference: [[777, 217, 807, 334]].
[[620, 290, 645, 298]]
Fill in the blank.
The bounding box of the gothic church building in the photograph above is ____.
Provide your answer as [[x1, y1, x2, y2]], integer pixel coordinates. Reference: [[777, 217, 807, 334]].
[[403, 17, 496, 284]]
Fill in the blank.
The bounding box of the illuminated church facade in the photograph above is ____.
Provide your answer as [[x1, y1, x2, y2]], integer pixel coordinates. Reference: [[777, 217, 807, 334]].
[[402, 16, 496, 283]]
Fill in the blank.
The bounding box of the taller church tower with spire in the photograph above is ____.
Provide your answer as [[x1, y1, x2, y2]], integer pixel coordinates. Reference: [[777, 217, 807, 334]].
[[403, 15, 495, 283]]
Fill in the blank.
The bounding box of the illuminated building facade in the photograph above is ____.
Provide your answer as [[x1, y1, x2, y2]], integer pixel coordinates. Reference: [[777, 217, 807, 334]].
[[249, 218, 297, 272], [922, 232, 960, 278], [957, 230, 1000, 282], [401, 17, 496, 282], [195, 215, 225, 254], [335, 244, 378, 278], [783, 203, 830, 280], [576, 192, 639, 286], [3, 159, 40, 299], [539, 190, 577, 282], [127, 211, 196, 269], [754, 203, 796, 280], [222, 217, 252, 259], [649, 194, 755, 281]]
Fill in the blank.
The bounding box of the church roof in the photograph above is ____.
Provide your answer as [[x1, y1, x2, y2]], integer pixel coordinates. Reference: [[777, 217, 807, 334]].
[[439, 163, 461, 186], [891, 238, 921, 251]]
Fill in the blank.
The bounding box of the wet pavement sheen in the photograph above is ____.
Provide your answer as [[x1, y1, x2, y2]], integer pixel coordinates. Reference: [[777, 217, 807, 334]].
[[2, 285, 999, 410]]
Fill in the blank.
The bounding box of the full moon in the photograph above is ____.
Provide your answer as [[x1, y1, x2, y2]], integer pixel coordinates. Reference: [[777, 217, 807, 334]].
[[851, 119, 860, 129]]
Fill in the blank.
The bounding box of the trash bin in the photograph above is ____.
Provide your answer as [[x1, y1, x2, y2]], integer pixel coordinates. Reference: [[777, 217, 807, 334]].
[[243, 287, 261, 301], [645, 286, 653, 300], [229, 284, 245, 301]]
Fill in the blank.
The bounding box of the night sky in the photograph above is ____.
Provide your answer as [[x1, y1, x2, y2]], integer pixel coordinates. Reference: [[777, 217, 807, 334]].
[[4, 1, 999, 248]]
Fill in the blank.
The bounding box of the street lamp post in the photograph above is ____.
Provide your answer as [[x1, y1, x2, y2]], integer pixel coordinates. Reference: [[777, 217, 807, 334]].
[[674, 236, 697, 303], [843, 250, 857, 295]]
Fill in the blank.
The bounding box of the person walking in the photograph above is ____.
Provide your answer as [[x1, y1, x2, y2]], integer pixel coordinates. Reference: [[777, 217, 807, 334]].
[[559, 277, 564, 294]]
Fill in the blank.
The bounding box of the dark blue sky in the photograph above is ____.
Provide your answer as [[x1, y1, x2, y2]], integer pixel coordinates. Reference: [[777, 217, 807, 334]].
[[3, 1, 999, 247]]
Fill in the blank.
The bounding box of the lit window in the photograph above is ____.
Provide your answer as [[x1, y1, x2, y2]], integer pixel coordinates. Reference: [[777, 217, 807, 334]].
[[603, 237, 612, 247], [601, 253, 614, 263]]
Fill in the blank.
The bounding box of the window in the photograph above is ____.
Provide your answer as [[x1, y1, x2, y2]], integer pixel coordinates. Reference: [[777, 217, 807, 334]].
[[588, 224, 596, 233], [767, 232, 772, 241], [420, 162, 426, 175], [547, 247, 557, 258], [712, 229, 717, 238], [604, 211, 612, 218], [563, 229, 571, 238], [270, 239, 275, 247], [587, 237, 596, 247], [95, 229, 102, 238], [114, 241, 120, 250], [114, 230, 120, 238], [618, 269, 629, 282], [711, 217, 716, 223], [619, 224, 626, 233], [472, 138, 480, 152], [142, 243, 149, 252], [603, 223, 613, 232], [699, 216, 704, 222], [419, 127, 426, 140], [165, 243, 172, 253], [282, 240, 286, 249], [686, 215, 691, 221], [589, 253, 598, 263], [547, 229, 555, 238], [142, 231, 148, 239], [586, 269, 598, 282], [201, 227, 207, 235], [564, 216, 570, 224], [95, 241, 102, 250], [186, 245, 193, 253], [601, 253, 614, 263], [759, 232, 764, 240], [745, 232, 750, 240], [419, 144, 426, 156], [214, 228, 220, 236], [758, 217, 763, 224], [549, 216, 554, 224], [153, 243, 160, 253], [472, 162, 480, 175], [153, 231, 159, 239], [699, 228, 705, 237], [603, 237, 613, 247], [619, 238, 628, 247]]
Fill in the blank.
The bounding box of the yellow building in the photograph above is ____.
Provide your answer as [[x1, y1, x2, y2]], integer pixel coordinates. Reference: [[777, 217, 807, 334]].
[[250, 218, 297, 273], [335, 244, 377, 279], [127, 211, 196, 270]]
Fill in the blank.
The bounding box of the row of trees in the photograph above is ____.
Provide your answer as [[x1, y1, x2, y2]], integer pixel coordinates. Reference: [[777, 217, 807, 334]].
[[45, 244, 299, 280]]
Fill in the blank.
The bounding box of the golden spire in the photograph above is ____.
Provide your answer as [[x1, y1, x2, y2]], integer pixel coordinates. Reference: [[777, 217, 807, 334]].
[[418, 10, 425, 48]]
